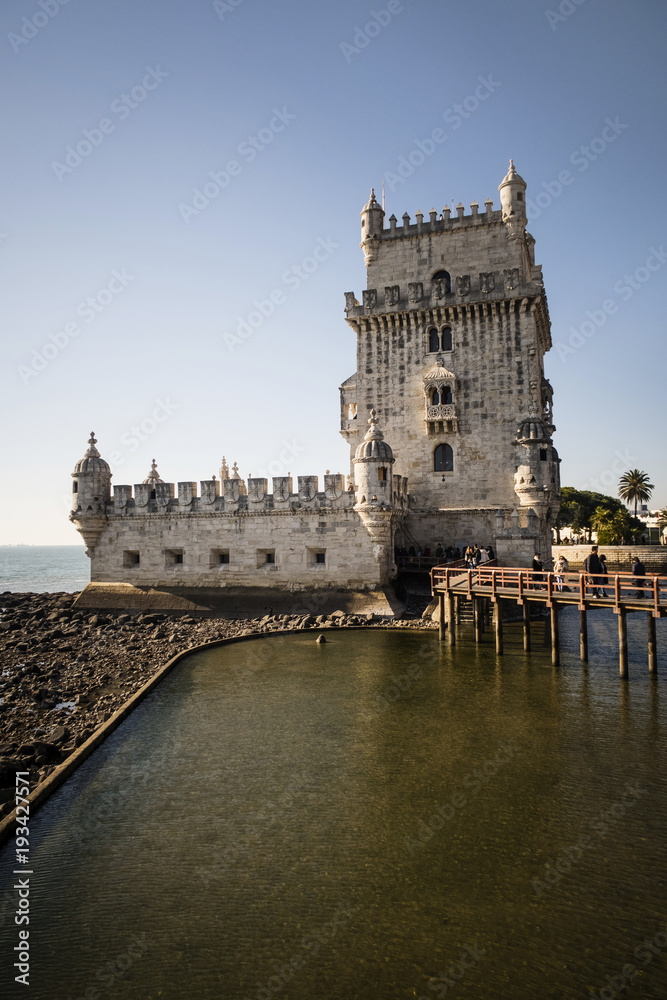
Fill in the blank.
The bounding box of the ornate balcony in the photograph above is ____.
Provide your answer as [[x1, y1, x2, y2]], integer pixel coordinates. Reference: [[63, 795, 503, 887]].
[[426, 404, 456, 420]]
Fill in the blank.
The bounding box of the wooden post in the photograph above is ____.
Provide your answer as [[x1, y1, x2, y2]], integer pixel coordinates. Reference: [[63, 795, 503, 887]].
[[648, 612, 657, 674], [438, 592, 445, 642], [550, 603, 559, 666], [447, 592, 456, 646], [618, 606, 628, 679], [455, 595, 461, 626], [474, 598, 481, 643], [580, 608, 588, 663], [495, 600, 504, 655], [523, 602, 531, 652]]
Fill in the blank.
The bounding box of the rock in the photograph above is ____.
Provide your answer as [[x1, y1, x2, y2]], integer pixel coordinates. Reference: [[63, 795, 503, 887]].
[[316, 634, 327, 644], [49, 725, 71, 744], [331, 610, 346, 619]]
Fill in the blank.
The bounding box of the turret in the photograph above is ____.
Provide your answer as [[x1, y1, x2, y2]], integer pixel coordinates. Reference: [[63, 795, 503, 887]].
[[360, 188, 384, 266], [513, 417, 560, 515], [498, 159, 527, 232], [69, 432, 111, 555], [353, 409, 394, 505]]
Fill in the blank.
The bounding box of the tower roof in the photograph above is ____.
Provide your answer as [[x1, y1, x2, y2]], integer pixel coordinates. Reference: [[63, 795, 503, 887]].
[[354, 409, 393, 461], [499, 158, 526, 189], [361, 187, 383, 214], [73, 432, 111, 475], [516, 418, 549, 443], [143, 458, 163, 485]]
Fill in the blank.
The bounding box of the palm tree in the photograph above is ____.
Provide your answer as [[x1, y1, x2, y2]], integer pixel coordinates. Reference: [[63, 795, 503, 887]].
[[591, 506, 613, 540], [618, 469, 654, 517]]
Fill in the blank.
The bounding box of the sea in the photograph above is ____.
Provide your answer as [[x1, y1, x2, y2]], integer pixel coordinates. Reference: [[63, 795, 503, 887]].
[[0, 545, 90, 594]]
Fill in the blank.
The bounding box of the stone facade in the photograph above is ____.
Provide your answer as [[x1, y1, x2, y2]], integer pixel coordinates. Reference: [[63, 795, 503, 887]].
[[70, 162, 560, 602], [340, 161, 560, 559]]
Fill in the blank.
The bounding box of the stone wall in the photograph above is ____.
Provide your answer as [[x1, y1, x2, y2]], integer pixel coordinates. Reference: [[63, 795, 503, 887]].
[[89, 507, 398, 591]]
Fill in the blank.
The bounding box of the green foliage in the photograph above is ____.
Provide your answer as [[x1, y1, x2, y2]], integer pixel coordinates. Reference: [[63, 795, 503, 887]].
[[557, 487, 625, 538], [593, 507, 643, 545], [657, 507, 667, 531], [618, 469, 655, 516]]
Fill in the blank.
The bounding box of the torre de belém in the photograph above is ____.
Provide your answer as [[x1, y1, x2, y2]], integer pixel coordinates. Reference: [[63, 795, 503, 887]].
[[70, 161, 561, 610]]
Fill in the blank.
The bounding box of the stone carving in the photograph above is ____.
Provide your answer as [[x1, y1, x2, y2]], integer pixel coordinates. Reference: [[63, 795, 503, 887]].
[[408, 282, 423, 302], [432, 277, 448, 299], [344, 292, 357, 310], [385, 284, 400, 307], [363, 288, 377, 310], [479, 272, 495, 293], [426, 404, 456, 420], [503, 267, 519, 290], [456, 275, 471, 296]]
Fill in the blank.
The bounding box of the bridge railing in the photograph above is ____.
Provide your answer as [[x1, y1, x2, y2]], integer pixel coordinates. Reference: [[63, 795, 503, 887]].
[[431, 566, 667, 614]]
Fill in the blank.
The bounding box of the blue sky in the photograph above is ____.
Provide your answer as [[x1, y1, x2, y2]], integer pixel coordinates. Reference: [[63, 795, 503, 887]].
[[1, 0, 665, 544]]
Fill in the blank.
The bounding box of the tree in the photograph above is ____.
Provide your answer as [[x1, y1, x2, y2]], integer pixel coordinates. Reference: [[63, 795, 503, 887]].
[[557, 487, 626, 541], [618, 469, 654, 517]]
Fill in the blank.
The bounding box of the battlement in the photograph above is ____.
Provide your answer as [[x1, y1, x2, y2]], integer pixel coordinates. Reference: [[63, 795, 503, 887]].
[[344, 267, 544, 318], [106, 473, 409, 516], [381, 202, 503, 238]]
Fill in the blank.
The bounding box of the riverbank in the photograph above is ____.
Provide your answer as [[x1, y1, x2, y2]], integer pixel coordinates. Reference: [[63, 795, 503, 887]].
[[0, 591, 434, 815]]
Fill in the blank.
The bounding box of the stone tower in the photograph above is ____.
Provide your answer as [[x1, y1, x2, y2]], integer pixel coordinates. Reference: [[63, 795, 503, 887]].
[[340, 162, 560, 564], [70, 432, 112, 556]]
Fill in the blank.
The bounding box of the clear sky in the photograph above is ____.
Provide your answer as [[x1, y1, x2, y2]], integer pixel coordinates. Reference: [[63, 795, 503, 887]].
[[1, 0, 665, 544]]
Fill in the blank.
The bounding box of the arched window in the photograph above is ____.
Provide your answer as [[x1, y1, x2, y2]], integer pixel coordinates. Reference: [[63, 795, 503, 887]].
[[428, 328, 439, 352], [431, 388, 440, 405], [432, 270, 452, 294], [434, 443, 454, 472], [441, 386, 453, 405], [441, 327, 453, 351]]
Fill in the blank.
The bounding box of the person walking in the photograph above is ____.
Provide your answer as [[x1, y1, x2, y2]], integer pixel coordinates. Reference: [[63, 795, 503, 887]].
[[598, 553, 609, 597], [632, 555, 647, 600], [532, 552, 543, 590], [583, 545, 604, 597], [554, 552, 568, 592]]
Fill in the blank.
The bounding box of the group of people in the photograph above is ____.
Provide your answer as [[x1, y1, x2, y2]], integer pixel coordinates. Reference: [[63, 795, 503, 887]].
[[394, 543, 495, 567], [533, 545, 649, 599], [463, 544, 494, 567]]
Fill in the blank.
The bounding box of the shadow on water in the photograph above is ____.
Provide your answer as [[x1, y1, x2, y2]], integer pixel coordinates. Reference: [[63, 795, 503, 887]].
[[1, 625, 666, 1000]]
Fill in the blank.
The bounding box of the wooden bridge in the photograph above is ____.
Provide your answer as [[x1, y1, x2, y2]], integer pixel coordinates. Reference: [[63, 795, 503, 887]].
[[431, 566, 667, 677]]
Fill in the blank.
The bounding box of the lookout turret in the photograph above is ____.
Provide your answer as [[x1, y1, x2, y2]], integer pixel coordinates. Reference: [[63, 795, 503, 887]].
[[353, 409, 394, 507], [498, 159, 527, 234], [360, 188, 384, 265], [70, 432, 111, 555]]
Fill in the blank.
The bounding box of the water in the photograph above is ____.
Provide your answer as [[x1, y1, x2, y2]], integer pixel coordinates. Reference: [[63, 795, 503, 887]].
[[0, 546, 89, 594], [1, 620, 666, 999]]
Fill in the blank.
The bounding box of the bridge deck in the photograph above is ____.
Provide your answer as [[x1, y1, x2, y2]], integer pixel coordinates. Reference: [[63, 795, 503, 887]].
[[431, 566, 667, 617]]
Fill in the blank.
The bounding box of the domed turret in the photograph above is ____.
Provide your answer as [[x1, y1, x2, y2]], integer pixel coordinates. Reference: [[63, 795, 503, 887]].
[[143, 458, 163, 485], [360, 188, 384, 265], [71, 432, 111, 512], [70, 432, 111, 556], [498, 159, 527, 224], [353, 409, 394, 504]]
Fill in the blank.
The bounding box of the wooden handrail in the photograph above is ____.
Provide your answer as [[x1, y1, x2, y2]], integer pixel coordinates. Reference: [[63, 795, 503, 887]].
[[430, 565, 667, 608]]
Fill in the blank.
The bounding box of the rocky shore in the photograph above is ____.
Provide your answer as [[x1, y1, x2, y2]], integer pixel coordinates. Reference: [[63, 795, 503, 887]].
[[0, 591, 434, 814]]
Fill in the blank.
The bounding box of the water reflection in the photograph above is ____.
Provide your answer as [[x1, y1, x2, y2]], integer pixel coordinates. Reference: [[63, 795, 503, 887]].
[[1, 626, 666, 1000]]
